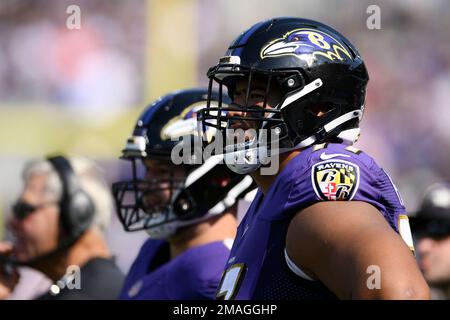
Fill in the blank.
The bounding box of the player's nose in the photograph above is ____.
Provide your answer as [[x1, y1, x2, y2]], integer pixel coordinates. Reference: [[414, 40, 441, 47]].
[[226, 104, 252, 131], [228, 102, 258, 119]]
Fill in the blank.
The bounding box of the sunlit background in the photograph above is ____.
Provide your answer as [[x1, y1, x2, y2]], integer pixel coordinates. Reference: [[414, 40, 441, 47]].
[[1, 0, 449, 298]]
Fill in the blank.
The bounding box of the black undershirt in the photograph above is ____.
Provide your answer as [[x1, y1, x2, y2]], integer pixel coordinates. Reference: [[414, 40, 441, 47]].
[[36, 257, 124, 300]]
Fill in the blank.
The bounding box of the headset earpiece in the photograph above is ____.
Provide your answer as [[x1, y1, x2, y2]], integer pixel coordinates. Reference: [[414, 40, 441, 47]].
[[47, 156, 95, 240]]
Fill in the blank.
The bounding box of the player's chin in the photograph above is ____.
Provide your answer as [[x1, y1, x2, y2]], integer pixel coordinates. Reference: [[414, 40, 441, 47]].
[[228, 119, 257, 131], [143, 195, 167, 210], [227, 125, 259, 144]]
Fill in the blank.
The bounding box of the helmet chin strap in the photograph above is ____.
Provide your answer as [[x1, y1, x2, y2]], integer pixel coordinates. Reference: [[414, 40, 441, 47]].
[[145, 220, 177, 239], [288, 109, 363, 151], [272, 110, 362, 158], [145, 158, 255, 238], [259, 78, 324, 130], [224, 144, 263, 174], [279, 78, 323, 110], [305, 110, 362, 144], [224, 110, 362, 175]]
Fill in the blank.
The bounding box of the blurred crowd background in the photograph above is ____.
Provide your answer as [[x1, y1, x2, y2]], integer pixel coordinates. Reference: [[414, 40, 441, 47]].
[[0, 0, 449, 298]]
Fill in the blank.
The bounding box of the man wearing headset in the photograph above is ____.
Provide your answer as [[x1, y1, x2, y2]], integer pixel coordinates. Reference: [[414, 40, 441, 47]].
[[0, 155, 124, 299]]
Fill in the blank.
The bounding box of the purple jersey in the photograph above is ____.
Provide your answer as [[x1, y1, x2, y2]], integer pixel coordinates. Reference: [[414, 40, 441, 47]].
[[119, 238, 166, 299], [119, 238, 233, 300], [216, 143, 412, 300]]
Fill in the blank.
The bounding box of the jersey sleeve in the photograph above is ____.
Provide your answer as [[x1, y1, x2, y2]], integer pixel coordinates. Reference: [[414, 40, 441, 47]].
[[284, 145, 407, 232], [166, 242, 230, 300]]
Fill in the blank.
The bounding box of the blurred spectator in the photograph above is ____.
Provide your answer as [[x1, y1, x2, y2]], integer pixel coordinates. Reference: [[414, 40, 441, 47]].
[[0, 0, 143, 118], [0, 155, 124, 299], [411, 183, 450, 299]]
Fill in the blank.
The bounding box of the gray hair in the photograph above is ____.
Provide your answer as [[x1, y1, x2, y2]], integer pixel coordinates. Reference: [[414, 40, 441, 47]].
[[22, 157, 112, 232]]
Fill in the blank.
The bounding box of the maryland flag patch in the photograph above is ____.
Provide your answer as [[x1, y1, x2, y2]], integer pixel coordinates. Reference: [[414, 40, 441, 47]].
[[312, 160, 360, 201]]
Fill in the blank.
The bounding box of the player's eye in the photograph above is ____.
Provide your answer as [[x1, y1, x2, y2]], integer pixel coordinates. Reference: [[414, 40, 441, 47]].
[[248, 88, 265, 100], [232, 90, 243, 99], [250, 93, 264, 100]]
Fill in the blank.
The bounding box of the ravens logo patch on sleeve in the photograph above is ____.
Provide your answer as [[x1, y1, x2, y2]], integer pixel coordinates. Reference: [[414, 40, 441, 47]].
[[312, 160, 360, 201]]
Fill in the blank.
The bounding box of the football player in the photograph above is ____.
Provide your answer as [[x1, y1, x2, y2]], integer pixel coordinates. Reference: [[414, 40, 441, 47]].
[[113, 88, 254, 299], [198, 17, 429, 299]]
